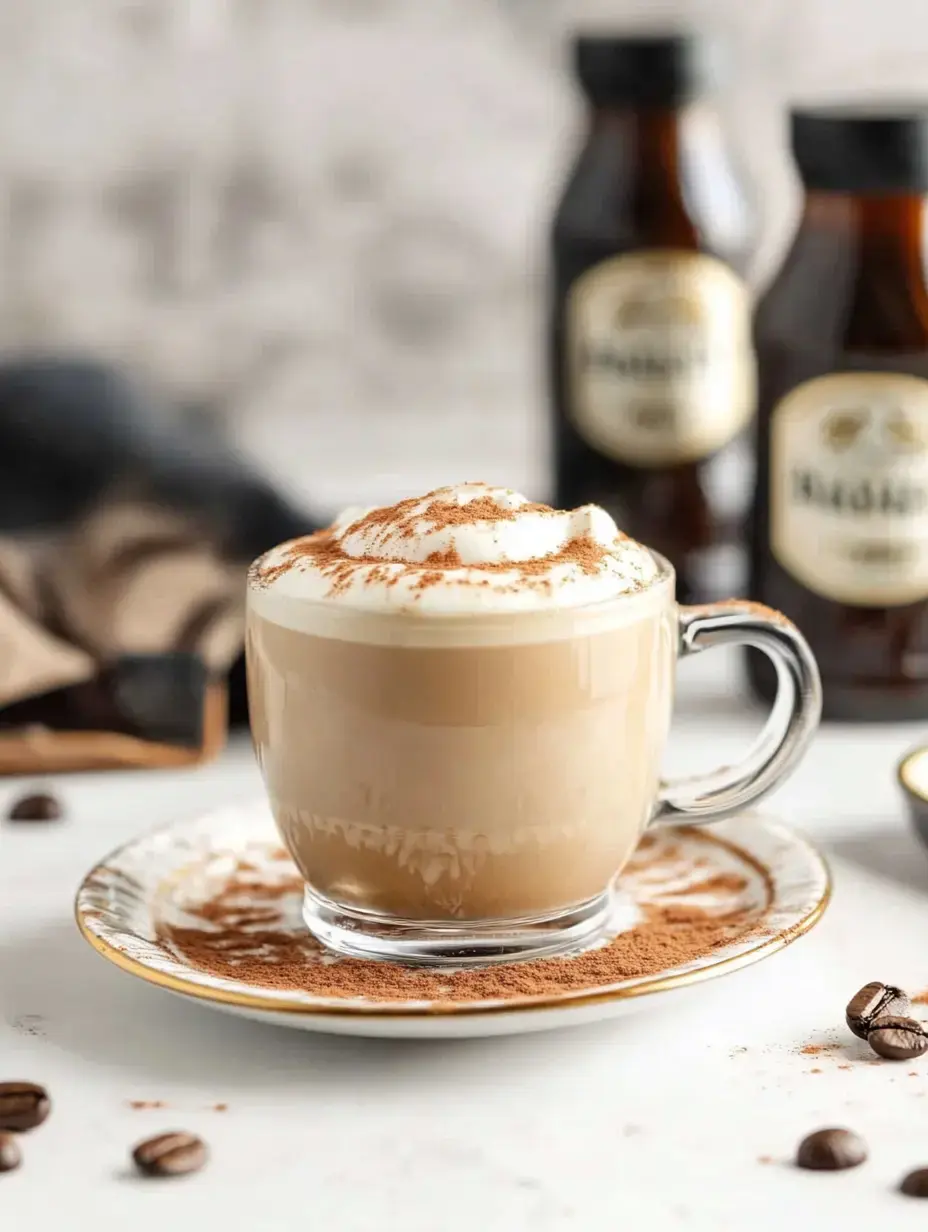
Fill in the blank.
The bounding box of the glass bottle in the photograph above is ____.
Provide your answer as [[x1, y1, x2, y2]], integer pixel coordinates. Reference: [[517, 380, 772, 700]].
[[550, 31, 756, 602], [750, 104, 928, 720]]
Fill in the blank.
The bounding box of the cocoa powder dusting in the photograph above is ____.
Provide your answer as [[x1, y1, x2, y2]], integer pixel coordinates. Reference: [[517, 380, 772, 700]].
[[155, 840, 769, 1007], [250, 486, 638, 600]]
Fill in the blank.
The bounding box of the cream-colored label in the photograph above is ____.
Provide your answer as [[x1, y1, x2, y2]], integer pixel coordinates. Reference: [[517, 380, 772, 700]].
[[771, 373, 928, 607], [567, 250, 756, 466]]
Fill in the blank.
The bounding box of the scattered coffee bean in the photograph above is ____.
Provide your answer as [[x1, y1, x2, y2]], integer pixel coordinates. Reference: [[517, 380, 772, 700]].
[[901, 1168, 928, 1198], [0, 1082, 50, 1132], [132, 1132, 207, 1177], [846, 981, 911, 1040], [796, 1127, 868, 1171], [6, 792, 62, 823], [0, 1133, 21, 1173], [868, 1015, 928, 1061]]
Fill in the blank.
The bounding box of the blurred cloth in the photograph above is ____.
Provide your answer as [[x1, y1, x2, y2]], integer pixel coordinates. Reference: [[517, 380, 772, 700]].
[[0, 498, 245, 772], [0, 356, 317, 772]]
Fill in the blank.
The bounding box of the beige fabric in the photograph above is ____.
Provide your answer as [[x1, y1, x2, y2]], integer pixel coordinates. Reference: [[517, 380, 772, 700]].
[[0, 500, 245, 710]]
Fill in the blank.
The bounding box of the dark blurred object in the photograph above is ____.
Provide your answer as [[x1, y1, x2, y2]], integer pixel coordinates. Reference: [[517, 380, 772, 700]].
[[0, 357, 318, 760], [0, 682, 227, 776], [0, 654, 207, 747], [7, 790, 62, 823], [550, 30, 756, 604], [750, 104, 928, 721], [0, 357, 313, 562]]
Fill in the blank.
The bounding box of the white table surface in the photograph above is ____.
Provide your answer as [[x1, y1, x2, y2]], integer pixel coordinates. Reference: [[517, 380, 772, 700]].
[[3, 648, 928, 1231]]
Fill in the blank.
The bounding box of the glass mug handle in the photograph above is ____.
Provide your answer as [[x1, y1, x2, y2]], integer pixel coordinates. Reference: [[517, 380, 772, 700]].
[[652, 602, 822, 825]]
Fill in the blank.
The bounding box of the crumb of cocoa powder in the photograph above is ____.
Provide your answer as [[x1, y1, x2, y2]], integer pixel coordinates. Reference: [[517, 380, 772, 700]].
[[623, 842, 683, 875], [838, 1065, 852, 1071], [706, 599, 792, 627], [127, 1100, 167, 1110], [913, 990, 928, 1005], [800, 1044, 827, 1056], [213, 1103, 228, 1112], [417, 495, 548, 531], [424, 547, 463, 568], [757, 1156, 773, 1165], [155, 846, 771, 1006], [664, 873, 748, 897], [809, 1068, 823, 1074]]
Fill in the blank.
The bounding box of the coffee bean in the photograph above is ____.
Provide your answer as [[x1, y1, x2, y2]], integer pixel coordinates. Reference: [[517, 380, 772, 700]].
[[901, 1168, 928, 1198], [0, 1133, 22, 1173], [7, 792, 62, 823], [868, 1015, 928, 1061], [0, 1082, 50, 1131], [846, 981, 911, 1039], [796, 1127, 867, 1171], [132, 1131, 207, 1177]]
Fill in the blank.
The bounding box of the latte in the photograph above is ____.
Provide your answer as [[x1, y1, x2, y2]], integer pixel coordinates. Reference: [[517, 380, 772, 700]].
[[248, 484, 670, 924], [246, 482, 819, 963]]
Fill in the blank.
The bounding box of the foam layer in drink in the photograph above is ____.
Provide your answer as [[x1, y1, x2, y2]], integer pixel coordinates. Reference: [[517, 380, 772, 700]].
[[249, 482, 660, 621]]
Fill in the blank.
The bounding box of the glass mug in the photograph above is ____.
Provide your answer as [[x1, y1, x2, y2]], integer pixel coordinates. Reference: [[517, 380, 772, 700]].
[[246, 552, 820, 965]]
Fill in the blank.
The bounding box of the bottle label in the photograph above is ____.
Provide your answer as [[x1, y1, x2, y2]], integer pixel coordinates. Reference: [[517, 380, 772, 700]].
[[771, 372, 928, 607], [566, 250, 756, 466]]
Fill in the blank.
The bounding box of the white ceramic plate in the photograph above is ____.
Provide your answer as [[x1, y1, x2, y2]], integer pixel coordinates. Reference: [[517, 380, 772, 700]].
[[75, 803, 830, 1038]]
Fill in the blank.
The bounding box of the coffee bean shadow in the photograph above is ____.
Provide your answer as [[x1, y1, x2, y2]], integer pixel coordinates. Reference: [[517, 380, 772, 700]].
[[0, 917, 671, 1092], [825, 827, 928, 896]]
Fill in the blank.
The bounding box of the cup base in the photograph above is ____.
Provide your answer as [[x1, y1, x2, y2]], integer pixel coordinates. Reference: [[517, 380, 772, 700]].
[[302, 886, 615, 967]]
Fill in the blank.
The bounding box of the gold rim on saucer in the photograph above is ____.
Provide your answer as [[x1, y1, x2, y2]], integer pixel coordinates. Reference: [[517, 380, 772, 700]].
[[75, 806, 831, 1022]]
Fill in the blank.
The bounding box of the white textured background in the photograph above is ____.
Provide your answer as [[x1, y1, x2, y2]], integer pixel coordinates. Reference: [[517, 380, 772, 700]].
[[2, 0, 927, 515]]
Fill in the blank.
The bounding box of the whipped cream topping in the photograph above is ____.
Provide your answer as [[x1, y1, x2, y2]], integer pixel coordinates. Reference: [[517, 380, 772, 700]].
[[250, 483, 660, 615]]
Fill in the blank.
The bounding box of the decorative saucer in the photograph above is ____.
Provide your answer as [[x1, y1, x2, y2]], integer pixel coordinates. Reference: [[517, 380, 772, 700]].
[[75, 803, 830, 1039]]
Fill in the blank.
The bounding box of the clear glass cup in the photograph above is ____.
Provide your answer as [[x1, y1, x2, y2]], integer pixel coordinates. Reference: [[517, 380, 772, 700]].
[[246, 554, 820, 965]]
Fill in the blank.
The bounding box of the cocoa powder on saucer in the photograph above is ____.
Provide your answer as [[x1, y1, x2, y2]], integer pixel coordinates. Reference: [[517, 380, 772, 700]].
[[155, 838, 769, 1006]]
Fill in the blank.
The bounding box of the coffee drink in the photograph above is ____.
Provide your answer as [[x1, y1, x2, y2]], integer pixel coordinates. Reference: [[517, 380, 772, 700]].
[[249, 484, 671, 922], [247, 483, 819, 964]]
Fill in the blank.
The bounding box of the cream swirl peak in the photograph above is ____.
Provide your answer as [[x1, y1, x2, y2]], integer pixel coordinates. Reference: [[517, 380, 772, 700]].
[[250, 483, 660, 614]]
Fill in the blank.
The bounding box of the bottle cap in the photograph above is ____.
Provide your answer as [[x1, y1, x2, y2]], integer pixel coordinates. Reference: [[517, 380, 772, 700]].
[[792, 103, 928, 193], [573, 31, 719, 108]]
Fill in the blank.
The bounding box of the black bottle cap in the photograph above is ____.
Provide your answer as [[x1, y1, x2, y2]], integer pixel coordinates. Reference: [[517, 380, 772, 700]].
[[792, 103, 928, 193], [573, 31, 718, 108]]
